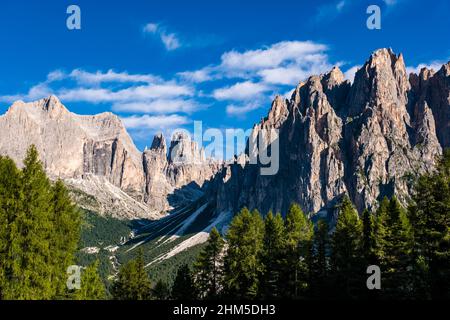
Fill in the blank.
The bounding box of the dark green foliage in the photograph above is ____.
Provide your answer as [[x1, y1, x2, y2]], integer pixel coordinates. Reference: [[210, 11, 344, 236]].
[[223, 208, 265, 299], [112, 249, 152, 300], [310, 219, 331, 298], [51, 180, 81, 298], [282, 203, 313, 298], [152, 279, 170, 300], [0, 156, 22, 300], [259, 211, 285, 299], [0, 146, 81, 300], [362, 209, 376, 265], [383, 197, 413, 297], [171, 264, 196, 300], [74, 260, 106, 300], [408, 150, 450, 299], [331, 195, 364, 298], [193, 227, 224, 299]]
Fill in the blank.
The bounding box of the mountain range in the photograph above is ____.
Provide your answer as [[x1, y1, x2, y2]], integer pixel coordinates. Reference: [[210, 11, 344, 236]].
[[0, 48, 448, 268]]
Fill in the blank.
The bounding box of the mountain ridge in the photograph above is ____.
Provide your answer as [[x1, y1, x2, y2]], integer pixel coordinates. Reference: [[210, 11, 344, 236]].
[[0, 48, 448, 225]]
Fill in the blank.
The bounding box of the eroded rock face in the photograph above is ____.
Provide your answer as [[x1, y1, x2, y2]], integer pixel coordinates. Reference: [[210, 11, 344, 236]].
[[209, 49, 448, 220], [0, 96, 145, 194], [0, 96, 220, 218]]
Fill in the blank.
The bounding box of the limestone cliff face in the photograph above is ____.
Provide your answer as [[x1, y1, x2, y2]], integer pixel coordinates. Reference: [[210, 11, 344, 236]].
[[0, 96, 145, 193], [143, 132, 222, 212], [0, 96, 220, 218], [209, 49, 448, 220]]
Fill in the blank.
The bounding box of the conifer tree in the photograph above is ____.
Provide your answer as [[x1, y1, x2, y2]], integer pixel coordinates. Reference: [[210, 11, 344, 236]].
[[112, 249, 152, 300], [50, 179, 81, 297], [74, 260, 106, 300], [6, 145, 54, 299], [331, 195, 363, 298], [310, 219, 330, 298], [362, 209, 377, 265], [0, 156, 22, 299], [374, 197, 390, 262], [172, 264, 196, 300], [376, 197, 413, 298], [194, 227, 225, 299], [259, 211, 285, 299], [0, 147, 82, 300], [282, 203, 313, 298], [408, 150, 450, 299], [152, 279, 171, 300], [223, 208, 264, 299]]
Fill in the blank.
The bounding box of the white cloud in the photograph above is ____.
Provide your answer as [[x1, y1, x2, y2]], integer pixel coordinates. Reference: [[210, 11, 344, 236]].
[[383, 0, 397, 6], [212, 81, 270, 101], [143, 23, 158, 33], [121, 114, 189, 130], [55, 83, 193, 104], [336, 1, 346, 12], [112, 99, 200, 114], [220, 41, 328, 72], [226, 102, 261, 117], [343, 65, 361, 83], [179, 41, 332, 87], [314, 0, 348, 22], [177, 68, 213, 83], [406, 59, 448, 75], [69, 69, 159, 85], [143, 23, 181, 51], [282, 88, 295, 100]]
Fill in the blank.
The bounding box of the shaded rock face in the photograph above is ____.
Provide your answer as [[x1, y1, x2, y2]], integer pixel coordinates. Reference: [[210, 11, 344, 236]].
[[0, 96, 220, 218], [143, 133, 222, 212], [209, 49, 448, 219]]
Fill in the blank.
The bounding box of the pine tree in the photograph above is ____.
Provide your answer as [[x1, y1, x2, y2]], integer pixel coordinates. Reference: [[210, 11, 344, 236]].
[[377, 197, 413, 298], [362, 209, 377, 265], [112, 249, 152, 300], [193, 227, 225, 299], [310, 219, 330, 298], [152, 279, 170, 300], [282, 203, 313, 298], [374, 197, 390, 262], [74, 260, 106, 300], [408, 150, 450, 299], [331, 195, 363, 299], [259, 211, 285, 299], [0, 147, 82, 300], [50, 179, 81, 298], [172, 264, 196, 300], [5, 145, 54, 299], [0, 156, 22, 299], [223, 208, 264, 299]]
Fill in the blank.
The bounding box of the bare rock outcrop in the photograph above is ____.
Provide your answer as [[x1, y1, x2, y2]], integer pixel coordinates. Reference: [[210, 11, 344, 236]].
[[208, 48, 448, 221], [0, 96, 220, 218]]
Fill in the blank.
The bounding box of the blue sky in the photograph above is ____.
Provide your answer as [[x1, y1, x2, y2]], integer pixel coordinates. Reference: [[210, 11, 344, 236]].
[[0, 0, 449, 155]]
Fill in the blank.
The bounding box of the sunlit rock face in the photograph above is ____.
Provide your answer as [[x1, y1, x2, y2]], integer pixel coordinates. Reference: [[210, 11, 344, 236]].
[[207, 49, 447, 221]]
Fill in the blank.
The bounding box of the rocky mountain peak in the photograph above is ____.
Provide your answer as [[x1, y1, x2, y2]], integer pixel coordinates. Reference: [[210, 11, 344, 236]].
[[209, 48, 448, 220], [168, 132, 205, 164], [150, 133, 167, 154], [265, 95, 289, 128], [322, 66, 345, 88]]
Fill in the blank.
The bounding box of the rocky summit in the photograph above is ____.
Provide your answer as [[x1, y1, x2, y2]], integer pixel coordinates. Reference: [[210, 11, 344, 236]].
[[0, 96, 220, 219], [208, 48, 449, 225], [0, 48, 448, 225]]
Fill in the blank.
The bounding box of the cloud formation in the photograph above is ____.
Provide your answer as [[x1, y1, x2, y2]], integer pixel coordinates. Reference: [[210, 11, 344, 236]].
[[143, 23, 181, 51]]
